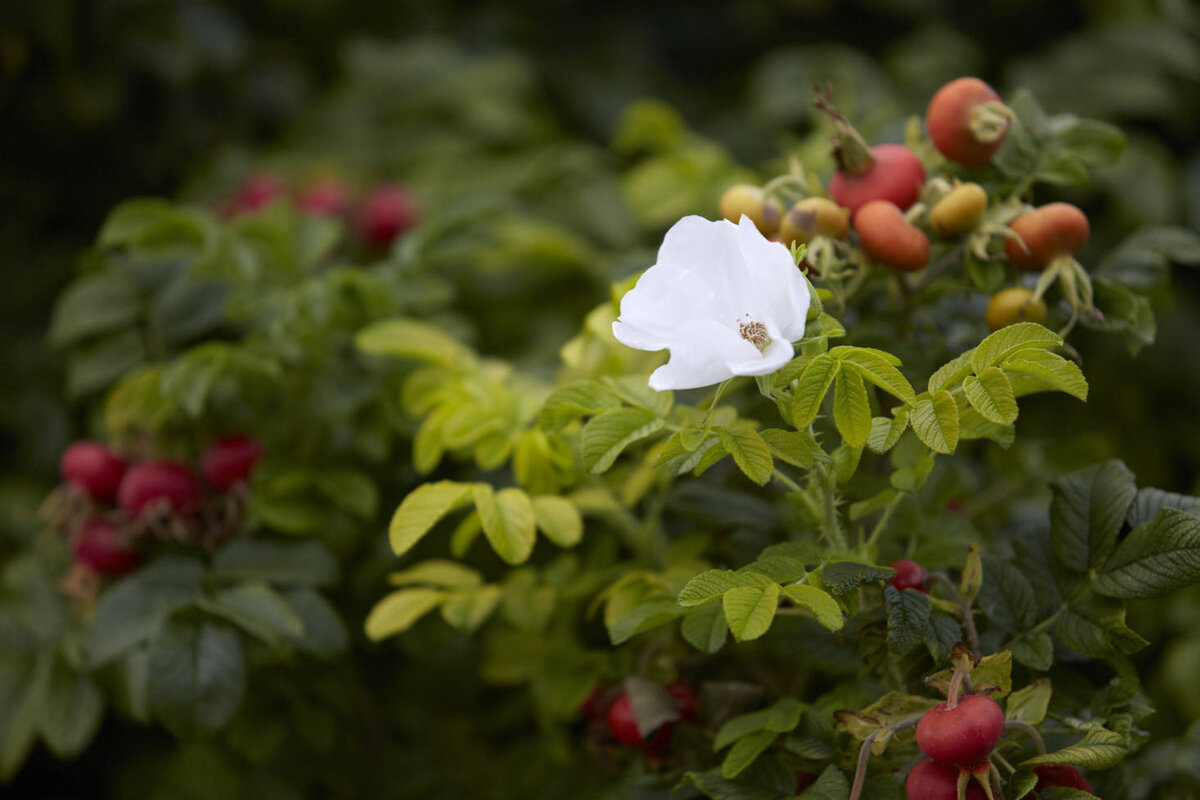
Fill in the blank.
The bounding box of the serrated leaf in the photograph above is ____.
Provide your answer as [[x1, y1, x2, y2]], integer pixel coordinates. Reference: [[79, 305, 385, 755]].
[[792, 354, 839, 427], [1006, 678, 1052, 725], [1003, 349, 1088, 401], [802, 764, 850, 800], [681, 601, 729, 653], [979, 557, 1038, 632], [723, 583, 781, 642], [717, 427, 774, 486], [866, 409, 908, 454], [440, 585, 502, 633], [1011, 632, 1054, 671], [356, 318, 473, 366], [147, 617, 245, 736], [388, 560, 483, 589], [531, 496, 583, 547], [678, 570, 774, 607], [884, 586, 931, 655], [714, 698, 805, 750], [364, 588, 446, 640], [909, 390, 959, 454], [1021, 724, 1127, 770], [1057, 587, 1148, 656], [832, 347, 915, 403], [581, 407, 663, 473], [928, 350, 974, 394], [1128, 486, 1200, 527], [720, 730, 776, 779], [473, 485, 537, 565], [608, 597, 686, 644], [539, 381, 623, 431], [971, 323, 1062, 374], [820, 562, 896, 595], [388, 481, 474, 557], [963, 367, 1019, 425], [760, 428, 822, 470], [832, 367, 871, 448], [780, 585, 843, 631], [1091, 508, 1200, 598], [1050, 461, 1137, 573]]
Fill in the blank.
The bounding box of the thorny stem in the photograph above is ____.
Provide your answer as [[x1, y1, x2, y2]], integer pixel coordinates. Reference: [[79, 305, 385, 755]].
[[1005, 719, 1048, 755], [931, 572, 980, 658], [817, 464, 848, 551], [848, 716, 920, 800]]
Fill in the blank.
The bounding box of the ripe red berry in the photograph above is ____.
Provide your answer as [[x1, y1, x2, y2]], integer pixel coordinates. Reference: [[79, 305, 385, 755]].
[[1033, 763, 1091, 792], [854, 200, 931, 272], [358, 183, 418, 248], [607, 693, 673, 753], [202, 435, 262, 491], [916, 694, 1005, 767], [926, 78, 1010, 167], [829, 143, 925, 215], [1005, 203, 1090, 272], [73, 518, 139, 575], [60, 441, 126, 503], [666, 682, 698, 722], [117, 461, 200, 519], [229, 173, 287, 216], [889, 559, 931, 593], [905, 759, 987, 800], [298, 177, 351, 218]]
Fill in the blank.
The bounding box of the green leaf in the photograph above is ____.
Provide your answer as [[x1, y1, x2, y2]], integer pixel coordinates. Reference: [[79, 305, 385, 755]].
[[819, 562, 896, 595], [204, 582, 305, 646], [609, 597, 685, 645], [832, 443, 862, 484], [210, 539, 337, 586], [388, 560, 483, 589], [355, 317, 473, 366], [760, 428, 822, 470], [364, 588, 446, 641], [678, 570, 774, 607], [884, 586, 931, 655], [720, 730, 776, 778], [1006, 678, 1052, 725], [473, 485, 537, 565], [1011, 632, 1054, 671], [315, 468, 379, 520], [1056, 587, 1148, 656], [48, 275, 140, 349], [780, 585, 843, 631], [832, 347, 915, 403], [581, 407, 663, 473], [1034, 151, 1089, 186], [539, 381, 622, 431], [681, 602, 729, 653], [928, 350, 973, 394], [979, 557, 1038, 632], [1127, 487, 1200, 528], [925, 614, 962, 661], [714, 698, 805, 750], [38, 658, 104, 758], [439, 585, 502, 634], [1059, 118, 1126, 165], [147, 617, 246, 735], [531, 496, 583, 547], [802, 764, 850, 799], [909, 390, 959, 454], [831, 367, 871, 448], [723, 583, 781, 642], [971, 323, 1062, 374], [960, 543, 983, 604], [388, 481, 474, 557], [1003, 349, 1088, 401], [792, 354, 839, 427], [1021, 724, 1127, 770], [717, 427, 774, 486], [1091, 508, 1200, 599], [281, 589, 348, 659], [680, 769, 788, 800], [84, 556, 205, 667], [866, 409, 908, 455], [963, 366, 1019, 425], [1050, 461, 1137, 573], [602, 374, 673, 416], [67, 329, 146, 397]]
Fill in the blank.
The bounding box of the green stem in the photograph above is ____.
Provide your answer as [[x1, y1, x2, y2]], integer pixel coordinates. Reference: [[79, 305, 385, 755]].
[[772, 468, 804, 494], [817, 465, 847, 551], [864, 492, 904, 550], [1004, 720, 1047, 755]]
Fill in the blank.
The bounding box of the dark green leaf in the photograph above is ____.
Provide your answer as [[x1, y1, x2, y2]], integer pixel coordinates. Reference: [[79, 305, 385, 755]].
[[884, 586, 931, 655], [1092, 509, 1200, 598], [1050, 461, 1137, 573]]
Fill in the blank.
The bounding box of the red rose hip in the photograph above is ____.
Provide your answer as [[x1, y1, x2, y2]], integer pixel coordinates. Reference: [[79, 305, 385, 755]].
[[916, 694, 1005, 767], [118, 460, 200, 518], [830, 143, 926, 215], [229, 173, 287, 216], [203, 435, 262, 491], [60, 441, 126, 503], [905, 759, 987, 800], [926, 77, 1010, 167], [1005, 203, 1090, 272], [666, 682, 698, 722], [889, 559, 930, 593], [854, 200, 931, 272], [607, 693, 673, 753], [298, 177, 350, 218], [1033, 763, 1091, 792], [358, 183, 418, 248], [73, 518, 139, 575]]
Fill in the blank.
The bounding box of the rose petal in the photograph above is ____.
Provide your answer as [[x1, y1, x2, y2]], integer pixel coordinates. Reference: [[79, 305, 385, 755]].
[[648, 318, 761, 391], [734, 215, 811, 341]]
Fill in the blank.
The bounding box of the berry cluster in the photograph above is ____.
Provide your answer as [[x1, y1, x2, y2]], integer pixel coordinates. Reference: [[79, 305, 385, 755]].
[[717, 77, 1096, 336], [56, 436, 262, 589], [225, 173, 419, 250]]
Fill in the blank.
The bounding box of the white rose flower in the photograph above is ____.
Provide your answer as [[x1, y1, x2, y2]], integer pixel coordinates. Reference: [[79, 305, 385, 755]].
[[612, 215, 812, 391]]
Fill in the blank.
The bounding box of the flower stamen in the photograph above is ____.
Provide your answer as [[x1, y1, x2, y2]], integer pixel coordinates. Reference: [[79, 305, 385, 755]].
[[738, 318, 771, 352]]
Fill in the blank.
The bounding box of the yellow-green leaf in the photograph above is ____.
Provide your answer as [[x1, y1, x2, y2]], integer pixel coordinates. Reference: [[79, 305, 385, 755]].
[[832, 367, 872, 448], [910, 390, 959, 454], [473, 485, 537, 565], [716, 427, 774, 486], [963, 366, 1019, 425], [531, 496, 583, 548], [792, 354, 839, 427], [388, 481, 473, 557], [780, 585, 843, 631], [723, 582, 781, 641], [364, 588, 445, 641]]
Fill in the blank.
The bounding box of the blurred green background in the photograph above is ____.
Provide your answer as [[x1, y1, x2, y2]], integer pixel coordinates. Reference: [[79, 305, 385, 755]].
[[2, 0, 1199, 796]]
